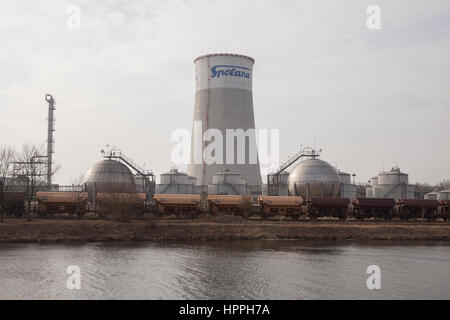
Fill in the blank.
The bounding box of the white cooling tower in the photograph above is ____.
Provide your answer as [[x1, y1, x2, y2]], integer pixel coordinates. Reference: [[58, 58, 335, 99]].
[[187, 53, 262, 190]]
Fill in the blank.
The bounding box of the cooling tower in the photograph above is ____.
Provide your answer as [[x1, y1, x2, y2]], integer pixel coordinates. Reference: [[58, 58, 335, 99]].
[[187, 53, 262, 190]]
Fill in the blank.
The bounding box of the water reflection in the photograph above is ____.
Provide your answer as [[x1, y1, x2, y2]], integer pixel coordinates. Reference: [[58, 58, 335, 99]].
[[0, 241, 449, 300]]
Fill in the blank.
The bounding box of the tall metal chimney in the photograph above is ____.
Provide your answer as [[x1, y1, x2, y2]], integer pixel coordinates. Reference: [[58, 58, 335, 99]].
[[187, 53, 262, 191], [45, 94, 55, 189]]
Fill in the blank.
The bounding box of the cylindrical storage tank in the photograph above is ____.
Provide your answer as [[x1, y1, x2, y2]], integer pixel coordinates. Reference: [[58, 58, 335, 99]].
[[212, 170, 245, 185], [438, 190, 450, 201], [373, 184, 414, 200], [370, 176, 378, 186], [341, 184, 357, 201], [288, 158, 341, 197], [424, 192, 438, 200], [83, 160, 136, 193], [187, 53, 262, 188], [160, 169, 191, 185], [337, 171, 351, 185], [378, 168, 409, 185]]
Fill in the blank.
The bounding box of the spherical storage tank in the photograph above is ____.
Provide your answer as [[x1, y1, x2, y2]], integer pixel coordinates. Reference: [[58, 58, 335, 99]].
[[83, 160, 136, 193], [288, 158, 341, 197]]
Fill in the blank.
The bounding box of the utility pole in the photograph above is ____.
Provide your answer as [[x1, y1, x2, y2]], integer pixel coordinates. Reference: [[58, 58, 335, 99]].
[[45, 94, 55, 190]]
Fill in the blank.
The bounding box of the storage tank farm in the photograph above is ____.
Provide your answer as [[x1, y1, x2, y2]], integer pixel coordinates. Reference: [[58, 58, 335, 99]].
[[187, 53, 262, 194]]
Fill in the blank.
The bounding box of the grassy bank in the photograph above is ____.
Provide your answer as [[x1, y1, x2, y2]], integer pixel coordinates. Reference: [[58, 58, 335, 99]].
[[0, 217, 449, 243]]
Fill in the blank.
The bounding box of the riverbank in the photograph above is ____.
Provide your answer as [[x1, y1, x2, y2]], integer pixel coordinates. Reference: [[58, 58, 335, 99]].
[[0, 217, 449, 243]]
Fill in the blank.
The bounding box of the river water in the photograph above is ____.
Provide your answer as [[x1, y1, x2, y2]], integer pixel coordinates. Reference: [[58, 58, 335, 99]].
[[0, 240, 448, 300]]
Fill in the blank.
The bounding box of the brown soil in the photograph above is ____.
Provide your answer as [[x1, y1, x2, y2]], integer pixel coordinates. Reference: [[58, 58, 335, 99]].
[[0, 217, 449, 243]]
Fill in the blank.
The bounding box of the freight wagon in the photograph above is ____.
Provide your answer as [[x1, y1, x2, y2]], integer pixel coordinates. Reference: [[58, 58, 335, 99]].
[[305, 197, 350, 220], [96, 192, 147, 216], [352, 198, 396, 220], [397, 199, 440, 221], [440, 201, 449, 221], [36, 192, 88, 217], [153, 194, 200, 217], [258, 196, 303, 219], [208, 195, 254, 218]]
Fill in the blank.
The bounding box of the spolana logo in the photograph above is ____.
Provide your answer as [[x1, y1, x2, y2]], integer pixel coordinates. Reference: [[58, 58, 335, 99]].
[[211, 65, 251, 79]]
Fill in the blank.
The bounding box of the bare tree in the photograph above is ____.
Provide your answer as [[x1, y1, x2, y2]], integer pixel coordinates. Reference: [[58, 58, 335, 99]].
[[14, 143, 47, 221], [438, 180, 450, 191], [69, 175, 86, 219], [0, 146, 17, 222]]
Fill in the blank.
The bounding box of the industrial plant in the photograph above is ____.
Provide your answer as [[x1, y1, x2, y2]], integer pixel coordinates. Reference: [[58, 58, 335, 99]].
[[1, 53, 449, 222]]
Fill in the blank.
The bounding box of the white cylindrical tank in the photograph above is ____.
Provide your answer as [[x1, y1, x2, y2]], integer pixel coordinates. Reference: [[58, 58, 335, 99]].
[[209, 169, 247, 195], [438, 190, 450, 201], [157, 169, 197, 194], [424, 192, 438, 200], [187, 53, 262, 189], [370, 176, 378, 186], [377, 167, 409, 185], [341, 184, 357, 201], [337, 171, 351, 185]]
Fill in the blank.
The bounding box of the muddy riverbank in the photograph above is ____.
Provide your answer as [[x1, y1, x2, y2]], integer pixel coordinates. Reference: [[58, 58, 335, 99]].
[[0, 217, 449, 243]]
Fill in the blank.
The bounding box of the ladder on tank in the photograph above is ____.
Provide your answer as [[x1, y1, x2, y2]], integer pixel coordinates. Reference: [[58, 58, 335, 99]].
[[267, 147, 321, 196], [101, 147, 156, 201]]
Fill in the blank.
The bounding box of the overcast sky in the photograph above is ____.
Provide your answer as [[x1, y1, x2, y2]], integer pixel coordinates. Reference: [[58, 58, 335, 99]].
[[1, 0, 449, 185]]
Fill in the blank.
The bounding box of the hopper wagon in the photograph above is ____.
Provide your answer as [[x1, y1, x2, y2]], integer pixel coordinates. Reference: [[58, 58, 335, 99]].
[[258, 196, 303, 219], [440, 201, 449, 221], [36, 192, 88, 216], [397, 199, 440, 221], [305, 197, 350, 220], [96, 192, 147, 215], [208, 195, 254, 218], [352, 198, 396, 220], [153, 194, 200, 217]]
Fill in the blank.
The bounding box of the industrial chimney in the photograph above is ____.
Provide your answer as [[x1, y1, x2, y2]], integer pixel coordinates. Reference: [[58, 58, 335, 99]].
[[187, 53, 262, 193]]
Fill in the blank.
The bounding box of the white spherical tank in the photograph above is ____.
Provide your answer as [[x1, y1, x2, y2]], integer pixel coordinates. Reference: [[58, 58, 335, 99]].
[[288, 158, 341, 197], [83, 160, 136, 193]]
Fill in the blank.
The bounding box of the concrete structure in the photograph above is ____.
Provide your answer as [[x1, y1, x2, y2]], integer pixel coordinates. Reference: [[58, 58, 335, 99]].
[[288, 158, 341, 197], [83, 160, 136, 193], [366, 166, 415, 200], [208, 168, 247, 195], [187, 53, 262, 193], [156, 168, 199, 194]]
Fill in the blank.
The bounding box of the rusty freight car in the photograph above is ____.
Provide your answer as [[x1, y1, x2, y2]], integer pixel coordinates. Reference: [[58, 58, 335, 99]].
[[305, 197, 350, 220], [352, 198, 396, 220], [397, 199, 440, 221], [96, 192, 147, 217], [153, 194, 200, 217], [439, 200, 449, 221], [36, 192, 88, 217], [208, 195, 254, 218], [258, 196, 303, 219]]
